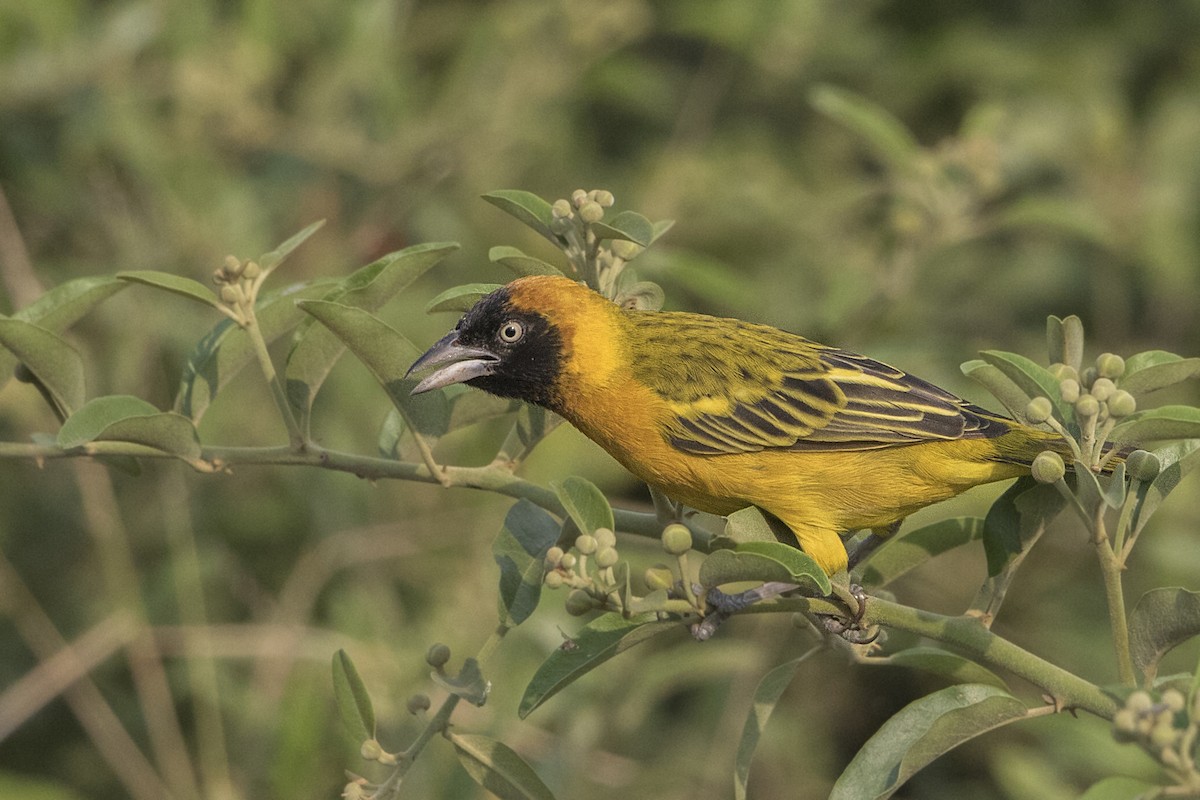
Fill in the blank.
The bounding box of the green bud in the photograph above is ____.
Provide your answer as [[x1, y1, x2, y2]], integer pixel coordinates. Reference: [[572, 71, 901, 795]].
[[1081, 366, 1098, 388], [242, 260, 261, 279], [661, 523, 693, 555], [559, 553, 577, 570], [343, 780, 368, 800], [593, 190, 615, 207], [594, 527, 616, 548], [1048, 363, 1079, 383], [643, 565, 674, 591], [571, 189, 589, 208], [1090, 377, 1116, 402], [565, 589, 593, 616], [545, 546, 564, 566], [595, 547, 619, 568], [551, 198, 573, 219], [575, 534, 598, 555], [610, 240, 642, 261], [425, 643, 451, 668], [1163, 689, 1186, 713], [1107, 389, 1135, 418], [1060, 378, 1081, 403], [224, 254, 242, 273], [549, 216, 572, 235], [1074, 394, 1100, 419], [1113, 708, 1138, 735], [219, 285, 240, 304], [1095, 352, 1126, 379], [1150, 719, 1179, 748], [1031, 450, 1066, 484], [212, 269, 227, 284], [1127, 690, 1154, 713], [544, 570, 564, 589], [1125, 450, 1161, 482], [406, 693, 431, 714], [360, 738, 384, 760], [1024, 396, 1054, 424], [579, 201, 604, 224]]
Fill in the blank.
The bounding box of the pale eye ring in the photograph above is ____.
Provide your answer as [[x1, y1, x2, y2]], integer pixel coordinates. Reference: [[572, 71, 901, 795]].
[[498, 320, 525, 343]]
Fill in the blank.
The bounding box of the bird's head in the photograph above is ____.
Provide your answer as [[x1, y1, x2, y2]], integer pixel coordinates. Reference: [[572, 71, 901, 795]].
[[407, 275, 608, 408]]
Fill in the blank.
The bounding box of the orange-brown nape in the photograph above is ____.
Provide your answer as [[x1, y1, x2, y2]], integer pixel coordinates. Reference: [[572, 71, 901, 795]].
[[408, 275, 1069, 575]]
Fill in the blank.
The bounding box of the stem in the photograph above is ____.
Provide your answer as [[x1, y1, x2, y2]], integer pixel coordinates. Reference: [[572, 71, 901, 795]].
[[244, 313, 306, 450], [1093, 511, 1137, 686]]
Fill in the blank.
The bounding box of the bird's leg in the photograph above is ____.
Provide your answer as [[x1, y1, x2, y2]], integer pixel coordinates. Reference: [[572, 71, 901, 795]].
[[846, 519, 902, 570], [692, 581, 801, 641], [823, 582, 877, 644]]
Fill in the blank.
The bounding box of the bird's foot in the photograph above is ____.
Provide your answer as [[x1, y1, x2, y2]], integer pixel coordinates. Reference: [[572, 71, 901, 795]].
[[691, 581, 800, 641], [821, 583, 879, 645]]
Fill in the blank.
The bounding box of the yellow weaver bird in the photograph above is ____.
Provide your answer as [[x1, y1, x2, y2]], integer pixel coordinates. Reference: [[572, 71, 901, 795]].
[[408, 275, 1068, 576]]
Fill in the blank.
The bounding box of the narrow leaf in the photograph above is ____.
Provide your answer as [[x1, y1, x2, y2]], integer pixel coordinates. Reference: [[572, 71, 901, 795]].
[[331, 649, 375, 742], [858, 518, 985, 588], [494, 404, 563, 465], [960, 360, 1034, 420], [551, 476, 614, 535], [0, 319, 86, 417], [614, 280, 665, 311], [978, 350, 1062, 408], [809, 84, 919, 171], [447, 732, 556, 800], [699, 542, 831, 596], [982, 478, 1065, 577], [0, 277, 127, 394], [1120, 355, 1200, 396], [724, 506, 791, 544], [1129, 588, 1200, 682], [1046, 315, 1066, 367], [425, 283, 502, 313], [829, 684, 1028, 800], [431, 657, 490, 706], [1110, 405, 1200, 443], [58, 395, 160, 448], [735, 648, 821, 800], [519, 614, 679, 718], [1131, 440, 1200, 534], [58, 396, 202, 460], [116, 271, 222, 310], [258, 219, 326, 273], [482, 190, 560, 246], [1078, 777, 1157, 800], [175, 279, 337, 421], [488, 246, 565, 277], [1061, 315, 1085, 373], [494, 500, 560, 627], [590, 210, 654, 247]]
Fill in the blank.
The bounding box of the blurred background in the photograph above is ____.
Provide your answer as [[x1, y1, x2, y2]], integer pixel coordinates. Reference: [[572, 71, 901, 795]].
[[2, 1, 1199, 798]]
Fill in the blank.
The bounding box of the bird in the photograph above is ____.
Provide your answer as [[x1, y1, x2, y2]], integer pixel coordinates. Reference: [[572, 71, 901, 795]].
[[407, 275, 1071, 576]]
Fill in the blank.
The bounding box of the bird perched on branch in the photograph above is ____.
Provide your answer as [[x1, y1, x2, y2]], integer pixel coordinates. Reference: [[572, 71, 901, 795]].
[[408, 275, 1070, 575]]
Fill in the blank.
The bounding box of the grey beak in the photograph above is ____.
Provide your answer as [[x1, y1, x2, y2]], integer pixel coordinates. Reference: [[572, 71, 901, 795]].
[[406, 330, 499, 394]]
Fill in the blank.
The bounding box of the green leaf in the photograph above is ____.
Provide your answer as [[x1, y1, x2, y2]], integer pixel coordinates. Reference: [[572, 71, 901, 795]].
[[861, 647, 1008, 691], [735, 648, 822, 800], [809, 84, 919, 172], [1120, 354, 1200, 396], [978, 350, 1062, 409], [258, 219, 325, 274], [0, 276, 127, 394], [431, 657, 490, 706], [331, 649, 375, 743], [494, 500, 560, 627], [175, 279, 337, 421], [829, 684, 1028, 800], [425, 283, 502, 313], [57, 396, 202, 460], [995, 199, 1111, 248], [519, 614, 679, 718], [857, 517, 986, 588], [614, 280, 665, 311], [285, 242, 458, 430], [1046, 316, 1066, 367], [1110, 405, 1200, 443], [982, 478, 1065, 577], [699, 542, 831, 596], [488, 246, 565, 277], [494, 404, 564, 465], [1078, 777, 1157, 800], [650, 219, 676, 244], [1129, 588, 1200, 682], [1131, 440, 1200, 534], [1061, 316, 1085, 373], [447, 732, 556, 800], [960, 360, 1033, 421], [482, 190, 560, 246], [0, 319, 86, 418], [551, 476, 614, 535], [116, 270, 223, 310], [724, 506, 791, 544], [590, 210, 655, 247]]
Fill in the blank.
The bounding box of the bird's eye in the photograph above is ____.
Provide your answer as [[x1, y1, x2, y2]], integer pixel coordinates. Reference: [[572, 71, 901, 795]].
[[498, 320, 525, 343]]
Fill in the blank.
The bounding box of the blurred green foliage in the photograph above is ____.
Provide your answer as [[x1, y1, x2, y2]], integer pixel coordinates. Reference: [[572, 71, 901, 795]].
[[2, 1, 1199, 799]]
